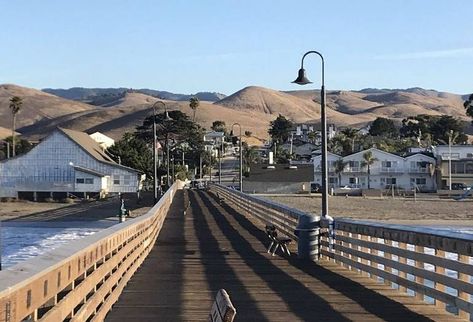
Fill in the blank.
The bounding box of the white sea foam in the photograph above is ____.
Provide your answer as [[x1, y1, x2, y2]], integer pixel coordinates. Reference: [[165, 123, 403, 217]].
[[1, 226, 102, 268]]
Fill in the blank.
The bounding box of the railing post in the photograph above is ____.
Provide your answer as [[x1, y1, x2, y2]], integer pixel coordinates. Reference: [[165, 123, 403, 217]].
[[458, 253, 470, 320], [415, 245, 425, 301], [434, 249, 446, 310], [295, 215, 319, 260]]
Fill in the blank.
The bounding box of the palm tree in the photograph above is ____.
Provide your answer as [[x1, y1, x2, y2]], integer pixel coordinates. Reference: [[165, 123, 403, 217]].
[[9, 96, 22, 157], [361, 150, 378, 189], [242, 143, 259, 174], [333, 159, 347, 187], [340, 127, 358, 153], [189, 97, 200, 122]]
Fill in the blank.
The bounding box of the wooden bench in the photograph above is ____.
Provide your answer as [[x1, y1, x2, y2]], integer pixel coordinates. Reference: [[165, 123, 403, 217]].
[[265, 225, 292, 256], [208, 289, 236, 322]]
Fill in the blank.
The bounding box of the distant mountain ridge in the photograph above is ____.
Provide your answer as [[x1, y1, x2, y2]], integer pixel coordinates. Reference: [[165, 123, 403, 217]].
[[42, 87, 227, 102]]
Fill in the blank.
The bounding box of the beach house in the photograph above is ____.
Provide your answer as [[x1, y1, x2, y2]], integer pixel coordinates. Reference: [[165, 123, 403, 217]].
[[0, 128, 144, 200]]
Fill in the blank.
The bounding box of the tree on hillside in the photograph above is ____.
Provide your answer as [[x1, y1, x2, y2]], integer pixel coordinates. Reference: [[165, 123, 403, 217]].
[[211, 120, 227, 134], [464, 94, 473, 123], [268, 114, 293, 143], [400, 114, 467, 145], [430, 115, 468, 144], [361, 151, 378, 189], [369, 117, 398, 138], [333, 159, 347, 187], [9, 96, 22, 156], [189, 97, 200, 122]]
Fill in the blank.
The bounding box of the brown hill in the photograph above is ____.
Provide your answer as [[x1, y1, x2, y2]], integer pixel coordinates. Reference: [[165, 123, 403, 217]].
[[98, 92, 159, 108], [19, 98, 275, 142], [7, 83, 470, 143], [0, 126, 18, 140], [0, 84, 94, 130]]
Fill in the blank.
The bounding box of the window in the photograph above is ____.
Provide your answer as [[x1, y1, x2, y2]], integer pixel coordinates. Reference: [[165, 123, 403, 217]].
[[85, 178, 94, 184], [416, 178, 426, 185], [124, 175, 131, 186], [76, 178, 85, 184], [328, 177, 337, 184], [349, 177, 357, 184], [385, 178, 396, 184], [466, 163, 473, 174], [114, 178, 120, 185], [467, 153, 473, 159]]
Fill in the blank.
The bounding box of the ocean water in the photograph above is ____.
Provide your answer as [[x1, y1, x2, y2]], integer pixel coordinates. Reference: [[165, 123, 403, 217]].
[[0, 220, 115, 269]]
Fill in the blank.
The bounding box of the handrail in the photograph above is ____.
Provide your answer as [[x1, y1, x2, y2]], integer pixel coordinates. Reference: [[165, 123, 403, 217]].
[[210, 184, 320, 259], [320, 218, 473, 320], [0, 182, 180, 322]]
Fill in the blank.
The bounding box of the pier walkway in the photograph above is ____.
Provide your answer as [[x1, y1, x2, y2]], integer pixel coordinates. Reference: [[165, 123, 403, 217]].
[[105, 189, 460, 321]]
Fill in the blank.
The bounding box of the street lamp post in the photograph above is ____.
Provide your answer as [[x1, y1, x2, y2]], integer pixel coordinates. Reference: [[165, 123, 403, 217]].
[[293, 50, 328, 218], [151, 101, 166, 204], [231, 123, 243, 192], [218, 138, 223, 184]]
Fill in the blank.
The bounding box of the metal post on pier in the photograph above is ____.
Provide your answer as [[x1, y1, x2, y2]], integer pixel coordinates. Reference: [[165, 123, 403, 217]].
[[294, 215, 320, 260]]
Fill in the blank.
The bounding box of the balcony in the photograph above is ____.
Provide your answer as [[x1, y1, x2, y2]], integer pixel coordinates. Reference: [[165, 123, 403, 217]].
[[380, 167, 404, 174], [409, 167, 429, 174], [315, 166, 336, 173], [344, 167, 366, 173]]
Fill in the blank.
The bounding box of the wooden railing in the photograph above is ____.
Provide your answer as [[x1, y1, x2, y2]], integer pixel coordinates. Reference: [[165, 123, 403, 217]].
[[0, 183, 179, 322], [210, 184, 320, 259], [320, 219, 473, 320]]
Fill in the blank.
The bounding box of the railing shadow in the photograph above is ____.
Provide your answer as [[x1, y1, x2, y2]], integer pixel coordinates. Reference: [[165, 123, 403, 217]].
[[105, 191, 186, 321], [199, 190, 351, 321], [207, 190, 436, 322], [187, 190, 268, 321]]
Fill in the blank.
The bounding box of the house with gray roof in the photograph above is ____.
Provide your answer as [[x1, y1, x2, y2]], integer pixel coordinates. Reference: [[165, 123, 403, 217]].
[[0, 128, 144, 200]]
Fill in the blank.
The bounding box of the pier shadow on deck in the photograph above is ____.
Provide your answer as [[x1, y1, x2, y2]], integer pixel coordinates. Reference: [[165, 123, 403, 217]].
[[105, 189, 460, 322]]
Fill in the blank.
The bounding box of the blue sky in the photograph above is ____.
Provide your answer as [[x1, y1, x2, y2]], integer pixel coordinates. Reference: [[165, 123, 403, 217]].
[[1, 0, 472, 95]]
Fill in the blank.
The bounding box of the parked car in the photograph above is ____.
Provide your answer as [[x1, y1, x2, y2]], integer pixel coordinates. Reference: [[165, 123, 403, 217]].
[[311, 183, 321, 193], [451, 183, 467, 190]]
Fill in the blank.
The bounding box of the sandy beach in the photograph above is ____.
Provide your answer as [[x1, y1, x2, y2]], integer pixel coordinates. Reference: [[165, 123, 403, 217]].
[[0, 193, 154, 222], [264, 195, 473, 226]]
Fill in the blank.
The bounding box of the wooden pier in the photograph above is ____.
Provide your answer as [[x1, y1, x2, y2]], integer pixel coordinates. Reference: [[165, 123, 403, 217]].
[[106, 189, 462, 321]]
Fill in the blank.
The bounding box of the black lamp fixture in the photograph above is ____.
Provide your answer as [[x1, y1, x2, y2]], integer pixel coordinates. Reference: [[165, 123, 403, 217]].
[[292, 50, 328, 219]]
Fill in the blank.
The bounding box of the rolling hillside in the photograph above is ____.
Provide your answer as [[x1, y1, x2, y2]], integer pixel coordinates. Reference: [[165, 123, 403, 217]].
[[0, 83, 469, 143], [0, 84, 94, 129]]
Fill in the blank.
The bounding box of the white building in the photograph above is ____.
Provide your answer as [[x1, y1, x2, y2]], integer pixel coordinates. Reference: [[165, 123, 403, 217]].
[[313, 148, 436, 191], [204, 131, 225, 157], [0, 128, 144, 199], [89, 132, 115, 150]]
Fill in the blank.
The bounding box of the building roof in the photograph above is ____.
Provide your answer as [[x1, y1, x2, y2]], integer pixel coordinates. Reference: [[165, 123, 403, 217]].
[[58, 128, 140, 173], [245, 164, 313, 183], [73, 165, 107, 177]]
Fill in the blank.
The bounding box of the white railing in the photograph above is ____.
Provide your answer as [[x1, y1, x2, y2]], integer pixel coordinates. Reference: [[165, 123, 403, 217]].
[[320, 219, 473, 320], [409, 167, 429, 173], [380, 167, 404, 173]]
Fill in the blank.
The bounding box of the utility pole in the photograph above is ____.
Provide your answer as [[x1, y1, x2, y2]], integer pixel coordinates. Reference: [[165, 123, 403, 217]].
[[448, 130, 453, 190]]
